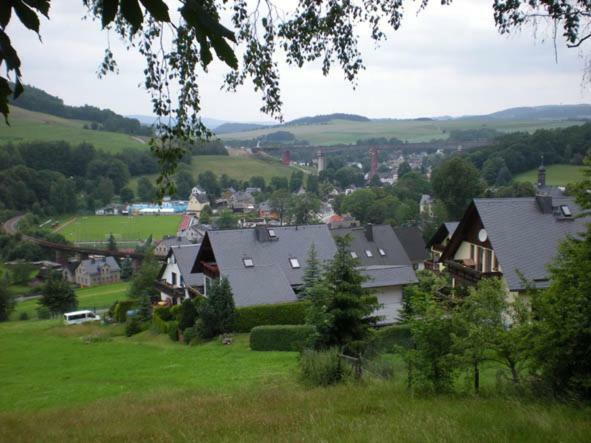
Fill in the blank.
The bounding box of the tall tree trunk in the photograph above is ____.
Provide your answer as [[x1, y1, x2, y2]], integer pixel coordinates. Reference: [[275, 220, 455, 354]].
[[473, 358, 480, 395]]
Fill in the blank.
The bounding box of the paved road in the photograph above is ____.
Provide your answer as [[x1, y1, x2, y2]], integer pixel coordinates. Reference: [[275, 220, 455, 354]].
[[2, 214, 23, 235]]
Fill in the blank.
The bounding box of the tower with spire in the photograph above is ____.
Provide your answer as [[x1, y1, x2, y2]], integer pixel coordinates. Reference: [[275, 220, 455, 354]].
[[537, 155, 546, 188]]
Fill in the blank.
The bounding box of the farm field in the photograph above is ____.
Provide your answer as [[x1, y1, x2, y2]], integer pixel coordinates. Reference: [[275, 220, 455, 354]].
[[0, 106, 148, 153], [0, 320, 590, 441], [220, 117, 586, 145], [10, 282, 130, 320], [57, 215, 182, 243], [514, 164, 587, 186]]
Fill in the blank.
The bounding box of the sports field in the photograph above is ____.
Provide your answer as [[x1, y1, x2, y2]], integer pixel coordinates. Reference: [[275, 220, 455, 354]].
[[220, 118, 585, 145], [57, 215, 182, 243], [0, 106, 148, 153], [514, 164, 587, 186]]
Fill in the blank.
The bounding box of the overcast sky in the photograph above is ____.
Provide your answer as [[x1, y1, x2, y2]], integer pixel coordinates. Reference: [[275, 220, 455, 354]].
[[8, 0, 590, 122]]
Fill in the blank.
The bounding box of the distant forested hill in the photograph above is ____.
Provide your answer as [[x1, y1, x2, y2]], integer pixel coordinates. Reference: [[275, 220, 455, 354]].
[[286, 113, 370, 126], [461, 104, 591, 121], [10, 85, 152, 136], [214, 122, 270, 134]]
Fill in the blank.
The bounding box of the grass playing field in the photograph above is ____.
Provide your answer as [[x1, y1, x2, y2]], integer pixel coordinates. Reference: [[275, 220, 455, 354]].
[[220, 118, 586, 145], [57, 215, 182, 243], [0, 320, 590, 441], [514, 164, 587, 186], [10, 282, 130, 320], [0, 106, 148, 153]]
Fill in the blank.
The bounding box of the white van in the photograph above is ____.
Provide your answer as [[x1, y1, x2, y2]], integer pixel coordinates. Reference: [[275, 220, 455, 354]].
[[63, 310, 101, 325]]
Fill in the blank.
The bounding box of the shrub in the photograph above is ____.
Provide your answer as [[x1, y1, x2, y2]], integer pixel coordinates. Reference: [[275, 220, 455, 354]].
[[113, 300, 135, 323], [250, 325, 315, 351], [36, 306, 50, 320], [299, 348, 349, 387], [125, 317, 143, 337], [154, 306, 173, 321], [152, 310, 171, 334], [183, 326, 199, 345], [234, 302, 308, 333], [18, 312, 29, 321], [168, 320, 179, 341], [373, 324, 412, 353], [179, 299, 198, 331]]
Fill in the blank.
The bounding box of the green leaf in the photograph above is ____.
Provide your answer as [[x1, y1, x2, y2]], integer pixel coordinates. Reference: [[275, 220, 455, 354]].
[[13, 0, 40, 33], [210, 36, 238, 70], [139, 0, 169, 22], [0, 1, 12, 28], [0, 30, 22, 72], [22, 0, 50, 17], [0, 76, 11, 124], [120, 0, 143, 31], [101, 0, 119, 28]]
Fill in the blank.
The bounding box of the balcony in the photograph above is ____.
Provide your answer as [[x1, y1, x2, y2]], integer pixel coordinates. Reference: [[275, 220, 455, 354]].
[[424, 260, 441, 273], [154, 280, 185, 298], [444, 260, 502, 285], [200, 261, 219, 278]]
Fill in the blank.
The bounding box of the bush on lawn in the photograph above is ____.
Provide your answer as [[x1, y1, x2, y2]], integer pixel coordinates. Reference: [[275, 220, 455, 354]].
[[125, 317, 142, 337], [182, 326, 199, 345], [234, 302, 308, 333], [168, 320, 179, 341], [19, 312, 29, 321], [113, 300, 135, 323], [36, 306, 50, 320], [299, 348, 349, 387], [373, 324, 412, 353], [250, 325, 315, 351]]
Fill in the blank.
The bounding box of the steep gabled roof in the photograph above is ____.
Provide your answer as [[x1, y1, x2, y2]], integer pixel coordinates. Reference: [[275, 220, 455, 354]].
[[393, 226, 428, 263], [361, 265, 418, 288], [78, 257, 119, 275], [330, 224, 412, 267], [442, 197, 589, 291], [426, 221, 459, 248], [169, 244, 203, 287]]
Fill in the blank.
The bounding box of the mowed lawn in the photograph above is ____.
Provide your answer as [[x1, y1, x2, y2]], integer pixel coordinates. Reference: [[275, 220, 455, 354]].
[[220, 118, 585, 145], [10, 282, 130, 320], [514, 164, 587, 186], [0, 106, 148, 153], [0, 321, 590, 442], [58, 215, 182, 242]]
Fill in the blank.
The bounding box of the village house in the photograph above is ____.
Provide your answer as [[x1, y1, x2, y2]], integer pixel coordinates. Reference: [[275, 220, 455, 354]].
[[330, 223, 418, 323], [393, 226, 428, 271], [228, 190, 257, 212], [156, 244, 203, 305], [440, 194, 589, 294], [186, 186, 209, 216], [425, 221, 459, 272], [154, 236, 194, 257], [74, 256, 120, 287], [419, 194, 433, 217]]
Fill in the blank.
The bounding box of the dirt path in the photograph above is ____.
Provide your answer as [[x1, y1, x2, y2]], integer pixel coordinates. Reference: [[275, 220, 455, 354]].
[[53, 217, 77, 233]]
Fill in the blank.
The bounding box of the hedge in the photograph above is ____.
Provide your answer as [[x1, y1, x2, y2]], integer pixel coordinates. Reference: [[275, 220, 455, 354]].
[[250, 325, 315, 351], [373, 324, 412, 352], [113, 300, 135, 323], [234, 302, 308, 333]]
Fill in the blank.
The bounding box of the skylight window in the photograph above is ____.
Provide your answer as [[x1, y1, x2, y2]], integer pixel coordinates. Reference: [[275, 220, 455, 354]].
[[378, 248, 386, 256], [243, 258, 254, 268], [268, 229, 277, 238], [289, 258, 301, 269], [560, 205, 572, 217], [365, 250, 373, 257], [350, 252, 358, 259]]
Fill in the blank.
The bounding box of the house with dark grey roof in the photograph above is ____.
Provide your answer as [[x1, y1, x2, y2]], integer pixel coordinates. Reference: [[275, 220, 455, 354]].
[[441, 195, 590, 292], [425, 221, 459, 272], [193, 225, 337, 307], [393, 226, 428, 271], [330, 224, 418, 323], [154, 236, 194, 257], [157, 244, 203, 305], [74, 256, 120, 287]]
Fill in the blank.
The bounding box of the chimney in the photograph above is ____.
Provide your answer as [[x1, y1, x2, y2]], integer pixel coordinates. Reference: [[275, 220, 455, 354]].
[[255, 225, 266, 242], [537, 155, 546, 188], [365, 223, 374, 241], [535, 194, 553, 214]]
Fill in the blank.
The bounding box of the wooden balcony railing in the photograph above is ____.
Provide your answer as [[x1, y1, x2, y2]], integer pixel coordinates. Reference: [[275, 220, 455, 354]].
[[444, 260, 502, 285]]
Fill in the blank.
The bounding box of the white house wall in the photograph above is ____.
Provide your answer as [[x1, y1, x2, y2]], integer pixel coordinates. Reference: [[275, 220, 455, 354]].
[[374, 286, 404, 324]]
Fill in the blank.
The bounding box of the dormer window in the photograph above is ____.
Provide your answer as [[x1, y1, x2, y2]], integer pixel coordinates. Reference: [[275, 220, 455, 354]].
[[350, 252, 358, 259], [365, 250, 373, 257], [289, 258, 301, 269], [268, 229, 277, 238], [243, 258, 254, 268], [378, 248, 386, 256], [560, 205, 572, 217]]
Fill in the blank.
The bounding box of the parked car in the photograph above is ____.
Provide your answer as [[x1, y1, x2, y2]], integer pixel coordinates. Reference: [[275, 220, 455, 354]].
[[63, 310, 101, 325]]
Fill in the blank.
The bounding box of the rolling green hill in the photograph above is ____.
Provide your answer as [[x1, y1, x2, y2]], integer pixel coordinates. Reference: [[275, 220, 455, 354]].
[[220, 117, 586, 146], [0, 106, 148, 152], [514, 164, 586, 186]]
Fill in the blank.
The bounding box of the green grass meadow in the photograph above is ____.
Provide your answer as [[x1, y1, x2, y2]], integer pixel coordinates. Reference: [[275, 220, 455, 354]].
[[0, 319, 590, 441], [514, 164, 587, 186], [0, 106, 148, 153], [57, 215, 182, 243], [220, 118, 585, 145]]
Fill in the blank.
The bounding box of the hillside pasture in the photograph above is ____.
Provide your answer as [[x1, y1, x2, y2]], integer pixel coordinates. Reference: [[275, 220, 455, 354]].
[[220, 118, 586, 145], [514, 164, 587, 186], [57, 215, 182, 243], [0, 106, 148, 153], [0, 320, 590, 441]]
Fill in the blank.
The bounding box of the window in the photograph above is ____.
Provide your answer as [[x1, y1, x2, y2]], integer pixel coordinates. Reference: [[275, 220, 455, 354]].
[[365, 250, 373, 257], [470, 244, 475, 260], [560, 205, 572, 217], [485, 249, 492, 273], [478, 247, 484, 272], [378, 248, 386, 256], [350, 251, 358, 259], [289, 258, 301, 269], [268, 229, 277, 238], [171, 272, 177, 286], [243, 258, 254, 268]]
